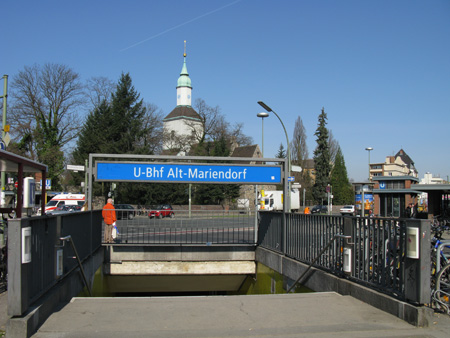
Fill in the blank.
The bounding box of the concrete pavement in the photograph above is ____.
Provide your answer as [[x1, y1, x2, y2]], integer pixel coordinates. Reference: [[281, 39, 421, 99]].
[[30, 292, 450, 338]]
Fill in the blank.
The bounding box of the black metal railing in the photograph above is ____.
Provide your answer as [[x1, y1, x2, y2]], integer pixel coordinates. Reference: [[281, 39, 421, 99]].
[[258, 212, 408, 300], [352, 216, 406, 297], [109, 209, 257, 245]]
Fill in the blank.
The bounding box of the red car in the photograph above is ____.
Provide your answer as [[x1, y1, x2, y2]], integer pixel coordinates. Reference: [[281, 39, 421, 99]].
[[148, 204, 174, 219]]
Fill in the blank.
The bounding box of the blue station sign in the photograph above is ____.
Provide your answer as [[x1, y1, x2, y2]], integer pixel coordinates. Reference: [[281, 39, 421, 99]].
[[95, 162, 282, 184]]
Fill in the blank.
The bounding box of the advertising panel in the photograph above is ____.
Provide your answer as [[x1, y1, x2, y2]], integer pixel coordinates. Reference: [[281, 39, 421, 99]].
[[355, 193, 374, 210]]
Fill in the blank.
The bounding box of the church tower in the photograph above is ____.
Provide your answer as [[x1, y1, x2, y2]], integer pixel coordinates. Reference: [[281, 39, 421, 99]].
[[163, 41, 203, 155]]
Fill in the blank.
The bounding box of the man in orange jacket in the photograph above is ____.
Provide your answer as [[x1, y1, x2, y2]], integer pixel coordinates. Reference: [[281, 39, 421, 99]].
[[102, 198, 116, 243]]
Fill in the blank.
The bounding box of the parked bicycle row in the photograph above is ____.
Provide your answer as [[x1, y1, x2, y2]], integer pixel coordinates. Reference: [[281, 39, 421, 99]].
[[430, 221, 450, 314]]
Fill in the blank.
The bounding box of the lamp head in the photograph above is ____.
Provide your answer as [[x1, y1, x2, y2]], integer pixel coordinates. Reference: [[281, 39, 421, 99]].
[[258, 101, 272, 112], [365, 147, 373, 151], [257, 112, 269, 118]]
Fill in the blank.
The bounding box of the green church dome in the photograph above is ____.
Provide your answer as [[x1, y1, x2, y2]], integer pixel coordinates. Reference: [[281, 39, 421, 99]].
[[177, 57, 192, 88]]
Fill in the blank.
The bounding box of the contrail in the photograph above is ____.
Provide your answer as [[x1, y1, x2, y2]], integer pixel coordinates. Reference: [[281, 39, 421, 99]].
[[120, 0, 242, 52]]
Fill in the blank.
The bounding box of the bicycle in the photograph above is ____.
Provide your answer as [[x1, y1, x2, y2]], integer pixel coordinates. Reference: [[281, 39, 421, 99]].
[[430, 221, 450, 313], [434, 262, 450, 314], [430, 223, 450, 278]]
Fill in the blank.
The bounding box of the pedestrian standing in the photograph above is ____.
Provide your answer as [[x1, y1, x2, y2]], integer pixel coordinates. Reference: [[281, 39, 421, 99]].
[[102, 198, 116, 243]]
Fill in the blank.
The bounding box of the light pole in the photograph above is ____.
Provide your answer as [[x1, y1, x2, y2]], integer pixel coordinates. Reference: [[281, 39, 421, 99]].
[[1, 75, 8, 207], [258, 101, 291, 212], [257, 112, 269, 157], [365, 147, 373, 181]]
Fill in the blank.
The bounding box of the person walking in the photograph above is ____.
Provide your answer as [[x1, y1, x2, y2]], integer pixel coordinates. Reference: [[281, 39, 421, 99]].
[[405, 202, 417, 218], [102, 198, 116, 243]]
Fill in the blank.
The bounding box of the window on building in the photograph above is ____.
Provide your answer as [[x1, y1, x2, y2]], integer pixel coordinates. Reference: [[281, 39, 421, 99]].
[[385, 181, 405, 189]]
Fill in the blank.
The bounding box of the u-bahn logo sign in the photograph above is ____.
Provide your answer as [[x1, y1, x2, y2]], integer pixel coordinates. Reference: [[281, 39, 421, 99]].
[[95, 162, 282, 184]]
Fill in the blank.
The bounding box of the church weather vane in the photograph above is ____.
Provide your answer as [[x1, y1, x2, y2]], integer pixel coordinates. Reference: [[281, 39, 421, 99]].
[[184, 40, 187, 57]]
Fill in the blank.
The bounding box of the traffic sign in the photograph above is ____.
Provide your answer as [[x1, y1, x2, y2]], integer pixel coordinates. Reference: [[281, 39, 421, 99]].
[[3, 132, 10, 146], [40, 179, 51, 189], [0, 141, 5, 150], [14, 181, 18, 188], [288, 176, 295, 182], [67, 164, 85, 171]]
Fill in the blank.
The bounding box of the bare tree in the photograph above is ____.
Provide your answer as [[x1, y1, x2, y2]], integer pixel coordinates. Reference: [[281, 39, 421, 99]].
[[10, 63, 86, 188], [191, 98, 224, 143], [230, 122, 253, 147], [86, 76, 115, 109], [139, 103, 164, 154], [191, 98, 252, 145], [11, 63, 85, 151], [163, 98, 253, 155]]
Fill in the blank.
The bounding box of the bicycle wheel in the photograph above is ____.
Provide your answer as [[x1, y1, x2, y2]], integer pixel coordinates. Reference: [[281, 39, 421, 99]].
[[435, 262, 450, 307]]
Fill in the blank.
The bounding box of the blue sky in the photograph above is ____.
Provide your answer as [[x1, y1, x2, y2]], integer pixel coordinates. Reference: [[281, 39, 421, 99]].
[[2, 0, 450, 182]]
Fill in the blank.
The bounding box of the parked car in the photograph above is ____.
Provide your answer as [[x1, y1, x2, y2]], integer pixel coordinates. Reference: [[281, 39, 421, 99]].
[[148, 204, 174, 219], [340, 205, 355, 216], [311, 205, 328, 214], [115, 204, 136, 220]]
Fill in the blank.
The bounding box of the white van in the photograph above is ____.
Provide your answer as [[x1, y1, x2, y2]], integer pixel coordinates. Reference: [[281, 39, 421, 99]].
[[40, 193, 85, 214]]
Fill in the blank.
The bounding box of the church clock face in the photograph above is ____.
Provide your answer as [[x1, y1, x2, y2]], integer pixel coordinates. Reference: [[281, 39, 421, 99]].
[[177, 95, 180, 99], [188, 95, 191, 99]]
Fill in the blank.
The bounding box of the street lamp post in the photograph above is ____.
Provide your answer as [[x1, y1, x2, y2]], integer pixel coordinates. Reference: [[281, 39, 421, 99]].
[[365, 147, 373, 181], [256, 112, 269, 157], [258, 101, 291, 212]]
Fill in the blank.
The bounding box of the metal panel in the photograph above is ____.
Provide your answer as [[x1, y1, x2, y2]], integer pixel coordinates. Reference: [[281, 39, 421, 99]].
[[7, 210, 102, 316]]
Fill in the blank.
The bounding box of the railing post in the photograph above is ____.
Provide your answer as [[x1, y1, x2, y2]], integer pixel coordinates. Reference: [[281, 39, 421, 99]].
[[343, 217, 354, 275], [404, 219, 430, 304]]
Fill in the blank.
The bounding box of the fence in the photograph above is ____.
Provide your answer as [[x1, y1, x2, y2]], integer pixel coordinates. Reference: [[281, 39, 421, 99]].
[[8, 210, 102, 316], [112, 209, 256, 245], [258, 212, 429, 302]]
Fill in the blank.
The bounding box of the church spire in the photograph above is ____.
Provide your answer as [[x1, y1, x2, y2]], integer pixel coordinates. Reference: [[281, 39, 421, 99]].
[[177, 41, 192, 106]]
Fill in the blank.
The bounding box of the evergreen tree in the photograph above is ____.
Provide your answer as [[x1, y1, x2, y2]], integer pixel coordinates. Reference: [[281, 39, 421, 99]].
[[70, 73, 163, 203], [275, 143, 286, 161], [193, 136, 240, 205], [71, 100, 111, 194], [107, 73, 147, 154], [330, 147, 353, 205], [312, 108, 331, 204]]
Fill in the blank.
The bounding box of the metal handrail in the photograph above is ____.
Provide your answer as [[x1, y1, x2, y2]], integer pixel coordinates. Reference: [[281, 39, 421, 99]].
[[287, 234, 351, 293], [60, 235, 92, 296]]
